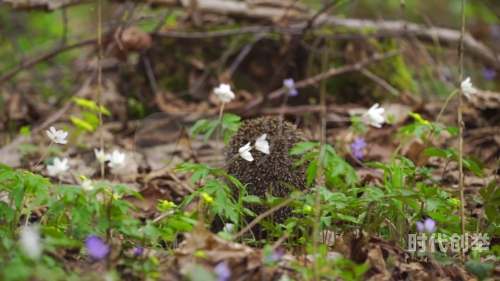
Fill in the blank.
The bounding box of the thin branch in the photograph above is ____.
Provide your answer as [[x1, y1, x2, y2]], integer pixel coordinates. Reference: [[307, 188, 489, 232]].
[[359, 68, 400, 96], [0, 39, 96, 85], [457, 0, 466, 263], [242, 50, 399, 114], [228, 32, 266, 76]]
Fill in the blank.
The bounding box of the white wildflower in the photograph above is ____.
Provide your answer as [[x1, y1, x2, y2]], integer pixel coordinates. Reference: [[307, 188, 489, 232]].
[[255, 134, 270, 154], [106, 150, 125, 170], [362, 103, 385, 128], [94, 148, 106, 163], [46, 126, 68, 144], [47, 157, 69, 176], [214, 83, 235, 103], [19, 227, 42, 260], [223, 223, 234, 234], [238, 143, 253, 162], [461, 77, 477, 99], [82, 179, 94, 191]]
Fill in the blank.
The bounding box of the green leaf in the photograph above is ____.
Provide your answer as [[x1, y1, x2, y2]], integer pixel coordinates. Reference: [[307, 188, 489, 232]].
[[203, 120, 220, 143], [485, 205, 498, 222], [428, 211, 447, 222], [446, 126, 458, 136], [221, 113, 241, 132], [242, 195, 263, 204], [306, 159, 318, 187], [0, 164, 13, 171], [189, 119, 209, 138], [425, 198, 444, 211], [0, 170, 14, 182], [470, 155, 489, 169], [465, 261, 493, 281], [70, 116, 94, 132], [424, 147, 448, 158], [82, 111, 100, 127], [290, 142, 318, 155], [10, 184, 24, 210]]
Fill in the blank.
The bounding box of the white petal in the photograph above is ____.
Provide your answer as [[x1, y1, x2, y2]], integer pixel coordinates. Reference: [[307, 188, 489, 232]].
[[47, 165, 57, 176], [368, 103, 379, 111], [19, 228, 42, 260], [46, 130, 54, 141], [50, 127, 56, 134], [240, 151, 254, 161], [238, 143, 252, 153]]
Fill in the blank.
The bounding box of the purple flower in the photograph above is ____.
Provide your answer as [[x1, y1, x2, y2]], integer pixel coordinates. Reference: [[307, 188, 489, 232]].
[[264, 247, 285, 263], [134, 247, 144, 256], [483, 68, 496, 80], [214, 261, 231, 281], [350, 137, 366, 159], [283, 78, 298, 97], [350, 138, 366, 151], [85, 236, 110, 260], [353, 151, 364, 159], [416, 218, 436, 234]]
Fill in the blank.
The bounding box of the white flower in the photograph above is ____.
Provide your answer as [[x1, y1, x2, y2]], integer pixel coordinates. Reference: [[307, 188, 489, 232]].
[[106, 150, 125, 170], [47, 157, 69, 176], [362, 103, 385, 128], [46, 126, 68, 144], [238, 143, 253, 162], [94, 148, 106, 163], [82, 179, 94, 191], [461, 77, 477, 99], [223, 223, 234, 233], [255, 134, 270, 154], [19, 227, 42, 260], [214, 83, 235, 103]]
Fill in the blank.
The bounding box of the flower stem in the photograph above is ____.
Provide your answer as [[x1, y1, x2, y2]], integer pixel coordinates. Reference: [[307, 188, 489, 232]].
[[32, 141, 53, 172], [434, 89, 458, 125], [220, 145, 253, 172], [215, 101, 226, 167]]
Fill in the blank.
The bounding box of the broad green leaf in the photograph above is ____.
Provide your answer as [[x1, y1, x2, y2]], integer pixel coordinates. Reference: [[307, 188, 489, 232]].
[[290, 142, 318, 155], [424, 147, 448, 158], [70, 116, 94, 132]]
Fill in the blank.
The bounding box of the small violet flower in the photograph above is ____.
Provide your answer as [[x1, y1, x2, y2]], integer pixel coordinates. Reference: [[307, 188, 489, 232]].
[[416, 218, 436, 234], [264, 247, 285, 264], [283, 78, 298, 97], [47, 157, 70, 176], [362, 103, 385, 128], [106, 150, 125, 170], [214, 83, 235, 103], [214, 260, 231, 281], [19, 227, 42, 260], [350, 137, 366, 151], [238, 143, 253, 162], [483, 68, 496, 80], [461, 77, 477, 100], [46, 126, 68, 144], [255, 134, 270, 154], [350, 137, 366, 159], [94, 148, 106, 163], [86, 236, 110, 260], [134, 247, 144, 256]]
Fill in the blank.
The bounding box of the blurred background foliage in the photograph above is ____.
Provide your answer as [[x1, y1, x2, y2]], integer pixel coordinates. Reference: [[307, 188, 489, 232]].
[[0, 0, 499, 111]]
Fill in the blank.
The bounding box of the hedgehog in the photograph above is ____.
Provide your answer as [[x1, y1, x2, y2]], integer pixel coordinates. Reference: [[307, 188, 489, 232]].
[[223, 115, 310, 237]]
